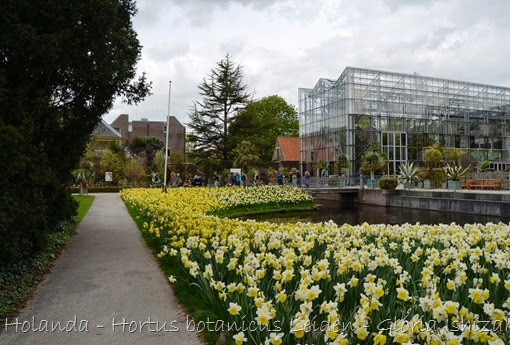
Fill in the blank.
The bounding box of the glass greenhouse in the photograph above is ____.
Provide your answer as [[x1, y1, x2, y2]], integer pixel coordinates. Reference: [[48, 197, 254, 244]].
[[299, 67, 510, 177]]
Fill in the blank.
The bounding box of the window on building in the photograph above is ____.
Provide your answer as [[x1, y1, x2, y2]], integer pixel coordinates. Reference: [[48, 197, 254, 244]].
[[276, 147, 281, 160], [163, 125, 167, 133], [128, 124, 132, 132], [382, 131, 407, 175]]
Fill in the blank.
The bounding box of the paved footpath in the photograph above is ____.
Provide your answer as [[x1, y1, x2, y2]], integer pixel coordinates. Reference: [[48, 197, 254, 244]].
[[0, 193, 202, 345]]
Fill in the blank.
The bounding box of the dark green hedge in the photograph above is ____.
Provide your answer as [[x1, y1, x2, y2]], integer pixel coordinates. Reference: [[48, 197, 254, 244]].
[[69, 186, 126, 193], [0, 124, 78, 264], [378, 176, 399, 189]]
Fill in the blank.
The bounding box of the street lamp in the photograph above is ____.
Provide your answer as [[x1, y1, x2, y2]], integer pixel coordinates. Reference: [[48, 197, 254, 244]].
[[163, 81, 172, 192]]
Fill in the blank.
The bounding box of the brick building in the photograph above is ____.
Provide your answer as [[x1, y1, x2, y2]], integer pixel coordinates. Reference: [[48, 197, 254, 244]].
[[110, 114, 186, 156]]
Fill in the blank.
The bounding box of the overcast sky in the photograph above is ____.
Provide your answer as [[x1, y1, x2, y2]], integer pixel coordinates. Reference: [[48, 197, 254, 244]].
[[104, 0, 510, 126]]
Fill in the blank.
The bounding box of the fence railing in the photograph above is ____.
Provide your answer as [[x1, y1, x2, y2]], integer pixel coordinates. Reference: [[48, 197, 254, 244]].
[[294, 177, 355, 188], [296, 172, 510, 190]]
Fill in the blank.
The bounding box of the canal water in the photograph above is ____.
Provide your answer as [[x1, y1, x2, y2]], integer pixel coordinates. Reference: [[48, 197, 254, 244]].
[[244, 201, 510, 226]]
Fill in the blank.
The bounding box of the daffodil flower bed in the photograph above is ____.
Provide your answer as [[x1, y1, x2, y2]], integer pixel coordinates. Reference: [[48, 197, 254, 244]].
[[122, 187, 510, 345], [212, 186, 313, 208]]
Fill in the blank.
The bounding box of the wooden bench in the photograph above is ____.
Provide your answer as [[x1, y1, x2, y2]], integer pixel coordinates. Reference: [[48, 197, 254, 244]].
[[461, 178, 474, 189], [467, 179, 501, 190]]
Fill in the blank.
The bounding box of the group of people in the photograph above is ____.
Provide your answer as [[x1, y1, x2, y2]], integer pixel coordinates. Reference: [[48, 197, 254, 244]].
[[226, 171, 255, 187], [274, 170, 311, 188], [223, 170, 313, 188], [154, 170, 313, 188]]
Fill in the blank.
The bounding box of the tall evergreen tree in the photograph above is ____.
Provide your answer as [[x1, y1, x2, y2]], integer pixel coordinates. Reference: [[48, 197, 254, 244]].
[[188, 54, 251, 168]]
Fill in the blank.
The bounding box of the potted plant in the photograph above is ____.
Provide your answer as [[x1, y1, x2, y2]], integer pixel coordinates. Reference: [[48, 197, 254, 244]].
[[444, 148, 467, 166], [442, 148, 468, 190], [423, 179, 434, 189], [378, 176, 398, 194], [478, 160, 490, 172], [398, 162, 419, 190], [430, 167, 445, 188], [443, 164, 469, 190], [360, 150, 387, 188], [76, 160, 94, 195], [336, 153, 349, 187], [423, 147, 442, 189]]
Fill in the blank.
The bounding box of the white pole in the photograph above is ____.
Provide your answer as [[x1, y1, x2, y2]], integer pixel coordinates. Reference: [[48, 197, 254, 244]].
[[163, 81, 172, 192]]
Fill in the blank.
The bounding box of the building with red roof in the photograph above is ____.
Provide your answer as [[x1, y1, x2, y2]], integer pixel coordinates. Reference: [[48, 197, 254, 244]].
[[272, 136, 299, 169]]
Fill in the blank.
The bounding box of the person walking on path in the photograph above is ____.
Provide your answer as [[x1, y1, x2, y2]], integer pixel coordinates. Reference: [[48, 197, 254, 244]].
[[291, 173, 297, 186], [241, 172, 247, 189], [0, 193, 201, 345], [304, 171, 310, 188]]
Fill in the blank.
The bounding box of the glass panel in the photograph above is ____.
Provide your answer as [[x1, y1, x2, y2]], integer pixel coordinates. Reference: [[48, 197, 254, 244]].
[[299, 67, 510, 172]]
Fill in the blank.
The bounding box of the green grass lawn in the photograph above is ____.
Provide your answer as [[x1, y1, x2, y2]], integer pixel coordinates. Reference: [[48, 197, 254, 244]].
[[0, 195, 94, 323], [210, 200, 315, 218], [75, 195, 94, 222]]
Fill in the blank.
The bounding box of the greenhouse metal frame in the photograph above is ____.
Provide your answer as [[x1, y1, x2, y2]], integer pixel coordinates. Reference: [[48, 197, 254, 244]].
[[299, 67, 510, 178]]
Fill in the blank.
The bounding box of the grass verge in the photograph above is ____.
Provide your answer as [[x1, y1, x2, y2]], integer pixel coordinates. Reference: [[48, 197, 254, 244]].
[[126, 204, 222, 345], [75, 195, 95, 222], [210, 200, 315, 218], [0, 195, 95, 324]]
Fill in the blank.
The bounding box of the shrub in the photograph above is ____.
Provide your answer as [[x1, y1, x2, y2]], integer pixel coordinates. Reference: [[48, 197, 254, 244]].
[[0, 125, 51, 263], [430, 168, 445, 186], [378, 176, 398, 189], [69, 186, 125, 193]]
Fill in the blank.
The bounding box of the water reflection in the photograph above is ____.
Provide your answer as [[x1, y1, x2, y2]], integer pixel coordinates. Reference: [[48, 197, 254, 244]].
[[244, 201, 510, 226]]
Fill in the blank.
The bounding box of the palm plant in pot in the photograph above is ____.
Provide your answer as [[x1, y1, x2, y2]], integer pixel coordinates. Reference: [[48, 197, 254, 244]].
[[76, 159, 94, 195], [398, 162, 419, 190], [360, 150, 387, 188]]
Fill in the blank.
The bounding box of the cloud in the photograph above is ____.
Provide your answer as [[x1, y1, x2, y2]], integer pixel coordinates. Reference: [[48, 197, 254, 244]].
[[382, 0, 439, 11], [105, 0, 510, 127], [159, 0, 279, 27]]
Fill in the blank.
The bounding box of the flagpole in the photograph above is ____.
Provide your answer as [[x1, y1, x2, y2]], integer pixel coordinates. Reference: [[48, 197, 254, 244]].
[[163, 81, 172, 192]]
